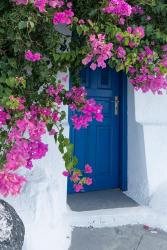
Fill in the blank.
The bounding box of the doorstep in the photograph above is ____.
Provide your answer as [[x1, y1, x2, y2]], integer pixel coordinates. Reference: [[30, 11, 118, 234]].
[[67, 189, 138, 212]]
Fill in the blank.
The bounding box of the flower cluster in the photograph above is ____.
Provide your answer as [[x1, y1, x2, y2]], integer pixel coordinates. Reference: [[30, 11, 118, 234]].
[[15, 0, 65, 12], [48, 85, 104, 130], [161, 45, 167, 68], [82, 34, 113, 70], [0, 78, 103, 196], [0, 107, 10, 128], [8, 96, 25, 110], [103, 0, 132, 17], [63, 164, 93, 192], [115, 26, 145, 49], [6, 113, 48, 170], [13, 0, 167, 95], [25, 50, 42, 62], [129, 46, 167, 93], [0, 171, 26, 197], [14, 0, 74, 25], [53, 9, 74, 25], [71, 99, 103, 130]]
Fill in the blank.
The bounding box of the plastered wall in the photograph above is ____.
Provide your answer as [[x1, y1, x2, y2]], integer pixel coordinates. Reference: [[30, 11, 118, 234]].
[[127, 84, 167, 205]]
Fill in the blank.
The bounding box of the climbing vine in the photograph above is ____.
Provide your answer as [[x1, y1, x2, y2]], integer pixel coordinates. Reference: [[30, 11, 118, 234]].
[[0, 0, 166, 196]]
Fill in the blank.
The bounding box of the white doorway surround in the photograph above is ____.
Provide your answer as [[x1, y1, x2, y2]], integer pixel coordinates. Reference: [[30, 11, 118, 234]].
[[127, 84, 167, 207]]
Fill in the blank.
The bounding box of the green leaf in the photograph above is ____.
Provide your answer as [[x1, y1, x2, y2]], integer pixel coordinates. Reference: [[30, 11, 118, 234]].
[[72, 156, 78, 167], [66, 144, 74, 154], [18, 21, 27, 30], [66, 161, 74, 171], [5, 77, 16, 88]]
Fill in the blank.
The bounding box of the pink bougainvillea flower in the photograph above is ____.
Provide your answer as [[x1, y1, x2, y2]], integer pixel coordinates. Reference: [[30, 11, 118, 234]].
[[25, 50, 42, 62], [9, 96, 25, 110], [78, 19, 85, 25], [73, 183, 83, 192], [85, 164, 93, 174], [0, 171, 26, 197], [90, 63, 97, 71], [144, 46, 153, 56], [103, 0, 132, 17], [119, 17, 125, 25], [49, 129, 57, 136], [34, 0, 48, 12], [70, 95, 103, 130], [0, 107, 10, 128], [133, 26, 145, 39], [127, 26, 132, 33], [129, 66, 136, 75], [82, 34, 113, 70], [62, 171, 69, 177], [146, 16, 151, 21], [131, 6, 144, 15], [52, 111, 59, 122], [53, 9, 74, 25], [67, 1, 72, 8], [14, 0, 29, 5], [48, 0, 64, 8], [70, 174, 80, 182], [116, 46, 126, 58], [162, 44, 167, 52], [115, 33, 123, 42], [161, 58, 167, 67], [82, 54, 93, 65], [85, 177, 92, 186]]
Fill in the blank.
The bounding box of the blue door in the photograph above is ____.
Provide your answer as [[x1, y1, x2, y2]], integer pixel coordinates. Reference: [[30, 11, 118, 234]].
[[68, 66, 124, 193]]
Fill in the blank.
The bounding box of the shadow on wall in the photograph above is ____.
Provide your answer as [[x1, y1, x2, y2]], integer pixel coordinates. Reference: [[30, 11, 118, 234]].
[[126, 84, 149, 205]]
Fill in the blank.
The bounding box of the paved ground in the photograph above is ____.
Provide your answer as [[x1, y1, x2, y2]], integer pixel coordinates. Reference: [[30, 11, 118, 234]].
[[69, 225, 167, 250], [67, 189, 138, 211]]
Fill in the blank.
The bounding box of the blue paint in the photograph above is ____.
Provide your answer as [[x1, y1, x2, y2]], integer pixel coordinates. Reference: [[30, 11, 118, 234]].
[[119, 72, 128, 191], [68, 67, 127, 193]]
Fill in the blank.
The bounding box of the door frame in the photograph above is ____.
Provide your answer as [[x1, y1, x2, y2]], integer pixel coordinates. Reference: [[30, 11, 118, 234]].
[[68, 69, 128, 192], [119, 72, 128, 191]]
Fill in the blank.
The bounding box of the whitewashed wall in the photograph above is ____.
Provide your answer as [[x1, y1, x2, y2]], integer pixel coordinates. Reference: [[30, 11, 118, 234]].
[[4, 72, 71, 250], [127, 84, 167, 208]]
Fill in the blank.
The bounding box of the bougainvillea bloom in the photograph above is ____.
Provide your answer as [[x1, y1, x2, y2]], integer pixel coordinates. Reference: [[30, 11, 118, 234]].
[[25, 50, 42, 62], [116, 46, 126, 58], [115, 33, 123, 42], [85, 164, 92, 174], [0, 171, 26, 197], [49, 0, 64, 8], [103, 0, 132, 17], [34, 0, 48, 12], [133, 27, 145, 39], [53, 9, 74, 25], [82, 34, 113, 70], [14, 0, 29, 5], [73, 183, 84, 192], [62, 171, 69, 177], [85, 177, 92, 186], [0, 107, 10, 128], [71, 98, 103, 130]]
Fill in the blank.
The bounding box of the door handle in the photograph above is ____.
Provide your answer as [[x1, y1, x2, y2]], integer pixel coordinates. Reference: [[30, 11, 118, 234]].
[[111, 96, 119, 115]]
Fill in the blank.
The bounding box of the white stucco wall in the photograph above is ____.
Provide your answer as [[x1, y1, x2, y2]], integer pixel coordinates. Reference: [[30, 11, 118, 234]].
[[127, 84, 167, 207], [4, 72, 71, 250]]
